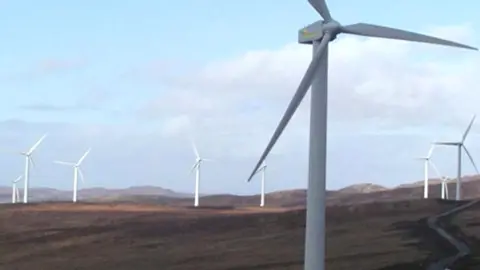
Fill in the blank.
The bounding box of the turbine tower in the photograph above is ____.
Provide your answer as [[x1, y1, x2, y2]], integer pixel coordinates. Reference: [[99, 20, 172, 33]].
[[54, 148, 91, 203], [435, 115, 479, 200], [189, 139, 212, 207], [440, 176, 450, 200], [11, 175, 22, 204], [246, 1, 477, 270], [21, 133, 47, 203], [415, 144, 436, 199], [252, 160, 267, 207]]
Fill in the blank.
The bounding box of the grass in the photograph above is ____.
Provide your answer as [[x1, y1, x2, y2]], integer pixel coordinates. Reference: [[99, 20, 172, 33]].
[[0, 199, 465, 270], [450, 201, 480, 269]]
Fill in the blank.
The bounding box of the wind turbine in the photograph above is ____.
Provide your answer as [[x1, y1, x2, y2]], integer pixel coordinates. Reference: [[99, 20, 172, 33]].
[[54, 148, 91, 203], [11, 175, 22, 204], [415, 144, 436, 199], [246, 1, 477, 270], [21, 133, 48, 203], [440, 176, 451, 200], [252, 160, 267, 207], [189, 139, 212, 207], [435, 115, 479, 201], [423, 157, 449, 200]]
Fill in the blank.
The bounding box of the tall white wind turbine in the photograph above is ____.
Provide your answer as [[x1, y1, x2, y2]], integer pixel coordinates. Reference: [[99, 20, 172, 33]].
[[252, 160, 267, 207], [415, 144, 436, 199], [246, 1, 477, 269], [435, 115, 479, 200], [189, 139, 212, 207], [11, 175, 23, 204], [54, 148, 91, 203], [21, 133, 47, 203]]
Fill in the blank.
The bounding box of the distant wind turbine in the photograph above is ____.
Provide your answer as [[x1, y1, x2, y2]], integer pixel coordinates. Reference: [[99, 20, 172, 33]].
[[189, 139, 212, 207], [20, 133, 47, 203], [54, 148, 91, 203], [435, 115, 479, 200], [440, 176, 451, 200], [11, 175, 22, 204], [415, 144, 436, 199], [424, 158, 450, 200], [253, 160, 267, 207]]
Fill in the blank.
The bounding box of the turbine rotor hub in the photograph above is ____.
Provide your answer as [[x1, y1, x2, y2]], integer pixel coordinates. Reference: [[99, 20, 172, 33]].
[[323, 20, 341, 40]]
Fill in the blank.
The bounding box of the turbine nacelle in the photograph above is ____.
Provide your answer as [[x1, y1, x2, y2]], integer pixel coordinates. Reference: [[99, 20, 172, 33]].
[[299, 20, 341, 44]]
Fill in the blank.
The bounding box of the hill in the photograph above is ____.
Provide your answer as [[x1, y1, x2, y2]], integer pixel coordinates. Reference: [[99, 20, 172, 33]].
[[0, 185, 190, 203], [337, 183, 389, 194], [0, 199, 467, 270], [3, 176, 480, 207], [88, 179, 469, 207], [450, 201, 480, 268]]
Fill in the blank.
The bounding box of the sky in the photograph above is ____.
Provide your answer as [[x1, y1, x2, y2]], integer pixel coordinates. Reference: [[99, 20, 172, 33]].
[[0, 0, 480, 195]]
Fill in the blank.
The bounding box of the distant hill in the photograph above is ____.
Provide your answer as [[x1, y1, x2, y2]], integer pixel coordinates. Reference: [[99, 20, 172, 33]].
[[2, 176, 480, 206], [83, 178, 478, 208], [337, 183, 388, 194], [0, 185, 191, 203]]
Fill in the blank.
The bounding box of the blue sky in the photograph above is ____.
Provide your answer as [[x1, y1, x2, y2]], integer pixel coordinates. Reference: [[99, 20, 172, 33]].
[[0, 1, 479, 196]]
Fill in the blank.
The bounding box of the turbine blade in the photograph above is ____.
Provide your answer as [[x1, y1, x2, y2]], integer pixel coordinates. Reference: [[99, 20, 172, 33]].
[[189, 162, 199, 174], [202, 158, 214, 162], [190, 138, 200, 159], [253, 167, 261, 176], [77, 148, 91, 165], [341, 23, 478, 51], [428, 160, 443, 179], [462, 114, 476, 143], [308, 0, 332, 22], [54, 160, 75, 166], [247, 34, 331, 182], [426, 144, 436, 159], [13, 175, 23, 183], [463, 146, 479, 174], [254, 165, 266, 176], [27, 133, 47, 154], [434, 142, 460, 146], [78, 168, 85, 184], [29, 157, 36, 168]]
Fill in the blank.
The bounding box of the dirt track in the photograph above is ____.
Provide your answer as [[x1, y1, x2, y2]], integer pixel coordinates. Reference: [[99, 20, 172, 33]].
[[0, 200, 470, 270]]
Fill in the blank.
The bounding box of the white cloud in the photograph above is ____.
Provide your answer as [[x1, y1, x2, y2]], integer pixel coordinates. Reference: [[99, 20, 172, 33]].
[[2, 24, 480, 195], [141, 24, 479, 155], [125, 23, 480, 191]]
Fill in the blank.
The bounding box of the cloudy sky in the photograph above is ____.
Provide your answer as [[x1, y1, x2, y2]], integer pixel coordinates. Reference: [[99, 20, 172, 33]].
[[0, 0, 479, 195]]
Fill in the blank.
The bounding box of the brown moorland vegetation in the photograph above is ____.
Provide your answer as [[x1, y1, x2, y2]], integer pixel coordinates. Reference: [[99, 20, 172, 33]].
[[449, 201, 480, 269], [0, 199, 470, 270]]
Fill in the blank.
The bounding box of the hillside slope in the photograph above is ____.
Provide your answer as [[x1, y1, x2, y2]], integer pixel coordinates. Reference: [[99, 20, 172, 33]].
[[0, 199, 465, 270]]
